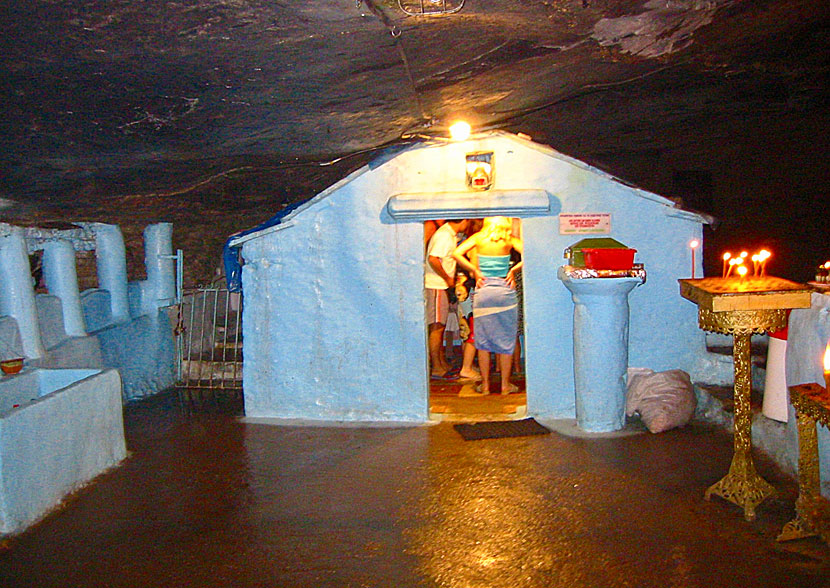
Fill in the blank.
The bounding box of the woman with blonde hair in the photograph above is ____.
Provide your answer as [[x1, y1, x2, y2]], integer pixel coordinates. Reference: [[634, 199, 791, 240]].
[[452, 217, 523, 395]]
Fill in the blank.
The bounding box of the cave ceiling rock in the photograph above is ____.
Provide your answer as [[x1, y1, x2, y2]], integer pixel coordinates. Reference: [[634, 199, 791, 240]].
[[592, 0, 724, 58]]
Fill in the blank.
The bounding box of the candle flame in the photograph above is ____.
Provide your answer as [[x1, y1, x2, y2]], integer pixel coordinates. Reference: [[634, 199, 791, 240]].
[[824, 343, 830, 373], [737, 265, 748, 277], [740, 251, 748, 259], [723, 252, 731, 260], [689, 239, 700, 249]]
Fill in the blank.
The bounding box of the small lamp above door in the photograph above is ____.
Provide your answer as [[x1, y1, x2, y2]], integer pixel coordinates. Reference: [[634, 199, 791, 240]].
[[466, 151, 494, 191]]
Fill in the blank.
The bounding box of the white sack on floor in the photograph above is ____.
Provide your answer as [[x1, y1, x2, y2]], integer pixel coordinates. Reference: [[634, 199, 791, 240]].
[[626, 368, 696, 433]]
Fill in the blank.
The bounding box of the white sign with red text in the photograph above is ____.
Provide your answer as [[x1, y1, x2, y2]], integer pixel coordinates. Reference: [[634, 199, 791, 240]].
[[559, 213, 611, 235]]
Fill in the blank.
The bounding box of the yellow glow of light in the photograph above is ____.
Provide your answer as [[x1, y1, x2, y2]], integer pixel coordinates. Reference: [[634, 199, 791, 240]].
[[465, 161, 491, 175], [723, 252, 731, 261], [737, 265, 748, 277], [689, 239, 700, 249], [449, 121, 471, 141], [759, 249, 771, 260], [824, 343, 830, 373], [823, 261, 830, 269], [740, 251, 748, 259]]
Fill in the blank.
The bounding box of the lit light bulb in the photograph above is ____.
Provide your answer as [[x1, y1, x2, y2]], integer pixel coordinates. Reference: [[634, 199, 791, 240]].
[[449, 121, 471, 141]]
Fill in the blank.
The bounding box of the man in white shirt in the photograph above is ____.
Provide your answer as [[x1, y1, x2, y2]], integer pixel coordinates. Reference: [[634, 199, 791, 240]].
[[424, 218, 469, 377]]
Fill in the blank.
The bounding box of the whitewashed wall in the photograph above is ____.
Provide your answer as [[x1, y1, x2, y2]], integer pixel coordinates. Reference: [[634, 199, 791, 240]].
[[241, 133, 708, 422]]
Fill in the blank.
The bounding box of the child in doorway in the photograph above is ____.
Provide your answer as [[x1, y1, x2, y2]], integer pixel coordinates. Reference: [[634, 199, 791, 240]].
[[455, 272, 481, 383]]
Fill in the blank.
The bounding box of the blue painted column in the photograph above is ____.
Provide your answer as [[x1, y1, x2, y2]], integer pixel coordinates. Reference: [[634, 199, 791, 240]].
[[559, 268, 643, 432], [93, 224, 130, 323], [143, 222, 175, 313], [0, 227, 45, 358], [43, 239, 87, 336]]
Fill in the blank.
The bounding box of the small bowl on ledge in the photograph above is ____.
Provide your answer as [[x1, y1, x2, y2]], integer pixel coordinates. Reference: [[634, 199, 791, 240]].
[[1, 358, 24, 375]]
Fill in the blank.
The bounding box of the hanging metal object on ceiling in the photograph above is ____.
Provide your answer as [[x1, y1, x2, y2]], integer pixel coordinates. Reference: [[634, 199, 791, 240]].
[[398, 0, 465, 16]]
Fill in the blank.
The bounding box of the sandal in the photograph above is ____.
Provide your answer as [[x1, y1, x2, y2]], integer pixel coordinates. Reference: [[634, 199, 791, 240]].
[[501, 383, 519, 396]]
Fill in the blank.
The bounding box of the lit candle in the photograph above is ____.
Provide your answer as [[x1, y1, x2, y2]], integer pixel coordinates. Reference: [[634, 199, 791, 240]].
[[689, 239, 700, 279], [759, 249, 771, 276], [722, 252, 731, 278], [751, 254, 759, 276], [726, 257, 738, 278], [824, 343, 830, 392], [737, 264, 748, 280]]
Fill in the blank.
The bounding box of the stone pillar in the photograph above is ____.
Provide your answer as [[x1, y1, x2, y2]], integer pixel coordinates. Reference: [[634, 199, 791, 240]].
[[94, 223, 130, 322], [143, 222, 175, 312], [42, 239, 87, 337], [0, 227, 45, 358], [559, 269, 643, 432]]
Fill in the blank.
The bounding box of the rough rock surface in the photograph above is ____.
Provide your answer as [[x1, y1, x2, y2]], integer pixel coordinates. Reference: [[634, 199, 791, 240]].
[[1, 0, 827, 284]]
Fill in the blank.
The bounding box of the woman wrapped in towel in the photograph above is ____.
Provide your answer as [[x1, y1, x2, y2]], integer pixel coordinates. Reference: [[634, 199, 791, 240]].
[[452, 217, 523, 395]]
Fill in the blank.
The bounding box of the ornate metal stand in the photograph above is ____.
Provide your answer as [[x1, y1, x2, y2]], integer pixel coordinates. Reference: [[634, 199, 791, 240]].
[[679, 277, 811, 521], [698, 309, 786, 520], [777, 383, 830, 543]]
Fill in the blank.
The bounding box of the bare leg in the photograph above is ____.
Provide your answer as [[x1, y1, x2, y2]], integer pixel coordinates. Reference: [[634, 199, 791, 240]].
[[477, 348, 491, 394], [444, 330, 455, 364], [499, 353, 517, 394], [512, 336, 522, 373], [428, 323, 449, 375], [459, 341, 480, 380]]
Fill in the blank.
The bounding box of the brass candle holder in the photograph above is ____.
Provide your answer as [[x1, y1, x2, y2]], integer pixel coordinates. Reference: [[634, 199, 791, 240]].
[[679, 275, 812, 520]]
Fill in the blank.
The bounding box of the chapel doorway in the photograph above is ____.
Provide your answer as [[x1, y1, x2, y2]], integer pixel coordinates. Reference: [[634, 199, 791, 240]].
[[424, 217, 527, 421]]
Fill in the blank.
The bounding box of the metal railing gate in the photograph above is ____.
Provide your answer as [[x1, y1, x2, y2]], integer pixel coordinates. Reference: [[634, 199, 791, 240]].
[[178, 286, 242, 390]]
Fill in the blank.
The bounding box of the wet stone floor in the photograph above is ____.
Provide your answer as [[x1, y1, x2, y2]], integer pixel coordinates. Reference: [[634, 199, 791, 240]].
[[1, 390, 829, 588]]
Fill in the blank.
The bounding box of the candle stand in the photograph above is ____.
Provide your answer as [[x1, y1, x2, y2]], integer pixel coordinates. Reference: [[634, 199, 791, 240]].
[[777, 382, 830, 544], [679, 276, 812, 520]]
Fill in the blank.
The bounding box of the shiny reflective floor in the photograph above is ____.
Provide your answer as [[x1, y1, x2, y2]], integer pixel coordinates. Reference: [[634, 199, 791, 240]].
[[1, 390, 828, 587]]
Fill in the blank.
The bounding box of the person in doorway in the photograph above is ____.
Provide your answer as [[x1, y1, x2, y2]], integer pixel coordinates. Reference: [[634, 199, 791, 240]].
[[425, 218, 469, 379], [423, 219, 445, 250], [452, 216, 523, 395], [455, 271, 481, 383], [511, 218, 524, 374]]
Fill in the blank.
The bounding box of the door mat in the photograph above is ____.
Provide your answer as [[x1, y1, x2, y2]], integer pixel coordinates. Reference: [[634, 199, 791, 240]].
[[453, 418, 551, 441]]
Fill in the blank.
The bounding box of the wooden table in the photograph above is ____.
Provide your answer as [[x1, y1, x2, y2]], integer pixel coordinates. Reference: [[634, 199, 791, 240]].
[[777, 383, 830, 543], [679, 276, 812, 520]]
